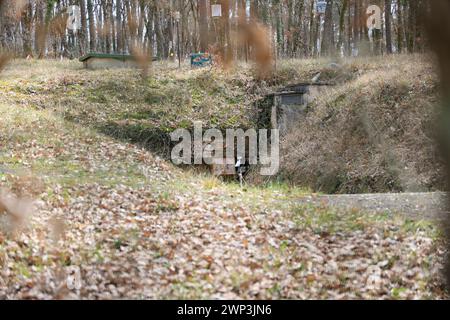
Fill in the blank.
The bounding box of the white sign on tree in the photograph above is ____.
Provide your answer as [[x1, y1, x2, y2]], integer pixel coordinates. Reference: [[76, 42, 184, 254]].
[[316, 0, 327, 14], [211, 4, 222, 17]]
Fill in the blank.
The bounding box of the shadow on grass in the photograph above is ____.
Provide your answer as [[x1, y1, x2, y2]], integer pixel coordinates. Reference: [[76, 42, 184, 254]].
[[98, 122, 174, 159]]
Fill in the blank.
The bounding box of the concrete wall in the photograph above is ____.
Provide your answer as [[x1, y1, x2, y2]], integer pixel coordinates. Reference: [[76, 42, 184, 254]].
[[84, 58, 139, 70], [272, 84, 331, 135]]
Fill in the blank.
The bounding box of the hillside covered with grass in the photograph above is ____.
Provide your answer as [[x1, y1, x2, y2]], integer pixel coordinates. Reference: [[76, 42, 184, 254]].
[[0, 57, 447, 299], [1, 55, 443, 195], [278, 55, 444, 194]]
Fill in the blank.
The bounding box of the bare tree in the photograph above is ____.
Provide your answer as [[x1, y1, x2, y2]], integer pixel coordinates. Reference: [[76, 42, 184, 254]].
[[0, 0, 436, 59], [321, 0, 335, 57], [22, 0, 34, 57], [87, 0, 96, 51], [385, 0, 392, 54]]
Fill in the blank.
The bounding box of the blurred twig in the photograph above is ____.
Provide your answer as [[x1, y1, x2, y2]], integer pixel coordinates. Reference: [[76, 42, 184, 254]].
[[0, 53, 11, 73], [426, 0, 450, 289]]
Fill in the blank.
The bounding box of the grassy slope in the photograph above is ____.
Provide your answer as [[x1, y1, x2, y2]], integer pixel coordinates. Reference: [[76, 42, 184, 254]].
[[0, 58, 363, 156], [279, 55, 444, 193], [0, 58, 446, 299]]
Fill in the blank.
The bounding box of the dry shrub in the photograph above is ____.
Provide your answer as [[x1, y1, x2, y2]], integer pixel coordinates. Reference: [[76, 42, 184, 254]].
[[279, 56, 444, 194]]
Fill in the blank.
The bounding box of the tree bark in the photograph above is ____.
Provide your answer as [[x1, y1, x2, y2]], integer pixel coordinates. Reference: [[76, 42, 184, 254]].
[[396, 0, 403, 53], [321, 0, 335, 57], [199, 0, 208, 52], [22, 1, 34, 57], [116, 0, 124, 53], [87, 0, 96, 51], [337, 0, 349, 55], [0, 0, 15, 51], [385, 0, 392, 54], [407, 0, 417, 53], [78, 0, 88, 55]]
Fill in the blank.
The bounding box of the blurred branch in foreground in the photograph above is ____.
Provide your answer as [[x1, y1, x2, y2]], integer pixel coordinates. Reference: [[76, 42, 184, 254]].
[[427, 0, 450, 289]]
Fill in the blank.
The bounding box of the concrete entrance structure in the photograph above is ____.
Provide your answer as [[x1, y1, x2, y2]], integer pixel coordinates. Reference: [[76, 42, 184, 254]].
[[79, 53, 155, 70]]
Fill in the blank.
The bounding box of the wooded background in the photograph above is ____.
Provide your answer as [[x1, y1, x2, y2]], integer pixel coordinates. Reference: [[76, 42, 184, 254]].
[[0, 0, 428, 60]]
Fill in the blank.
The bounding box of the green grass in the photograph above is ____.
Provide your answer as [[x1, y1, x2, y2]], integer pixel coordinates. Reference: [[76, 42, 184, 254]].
[[292, 205, 368, 234], [0, 103, 152, 189]]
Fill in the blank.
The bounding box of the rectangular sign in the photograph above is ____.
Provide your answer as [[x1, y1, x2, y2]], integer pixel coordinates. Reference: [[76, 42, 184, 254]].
[[191, 53, 212, 68], [316, 0, 327, 14], [211, 4, 222, 17]]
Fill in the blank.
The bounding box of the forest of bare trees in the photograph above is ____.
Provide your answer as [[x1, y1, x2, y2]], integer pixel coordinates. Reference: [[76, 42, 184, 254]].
[[0, 0, 428, 61], [4, 0, 450, 302]]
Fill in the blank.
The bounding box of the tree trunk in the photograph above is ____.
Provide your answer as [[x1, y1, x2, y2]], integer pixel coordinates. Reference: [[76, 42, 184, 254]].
[[321, 0, 335, 57], [35, 0, 45, 58], [385, 0, 392, 54], [407, 0, 417, 53], [87, 0, 96, 51], [137, 0, 146, 48], [22, 1, 34, 57], [199, 0, 208, 52], [154, 6, 166, 58], [116, 0, 124, 53], [307, 0, 317, 57], [337, 0, 349, 55], [345, 0, 352, 56], [220, 0, 231, 52], [353, 0, 360, 54], [292, 0, 304, 57], [396, 0, 403, 53], [79, 0, 88, 55], [110, 0, 116, 52], [250, 0, 257, 21], [0, 0, 15, 51], [102, 0, 112, 53]]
